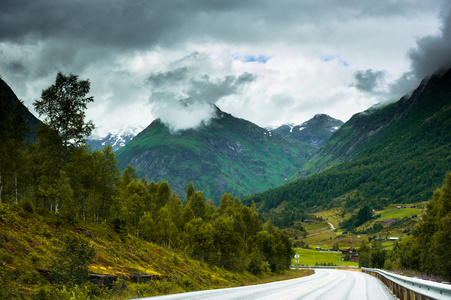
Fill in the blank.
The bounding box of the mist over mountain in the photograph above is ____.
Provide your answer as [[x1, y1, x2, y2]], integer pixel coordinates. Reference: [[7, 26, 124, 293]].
[[116, 106, 316, 203], [271, 114, 343, 149]]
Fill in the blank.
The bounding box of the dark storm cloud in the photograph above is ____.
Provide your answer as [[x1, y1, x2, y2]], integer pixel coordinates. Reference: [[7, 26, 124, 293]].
[[148, 66, 256, 131], [1, 0, 445, 78], [3, 60, 28, 76], [408, 6, 451, 79], [352, 69, 386, 93], [1, 0, 440, 49], [390, 4, 451, 97], [0, 0, 448, 132], [185, 73, 257, 104], [147, 67, 189, 88]]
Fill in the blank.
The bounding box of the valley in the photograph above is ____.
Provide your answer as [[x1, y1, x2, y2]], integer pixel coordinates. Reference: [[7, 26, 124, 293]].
[[1, 66, 450, 299]]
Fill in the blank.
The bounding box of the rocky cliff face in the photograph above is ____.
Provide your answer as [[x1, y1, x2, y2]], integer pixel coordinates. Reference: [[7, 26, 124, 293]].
[[271, 114, 343, 149]]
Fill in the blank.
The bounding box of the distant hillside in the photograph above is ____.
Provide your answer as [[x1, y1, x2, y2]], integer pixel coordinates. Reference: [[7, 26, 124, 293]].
[[271, 114, 343, 148], [0, 78, 40, 143], [296, 68, 451, 180], [244, 67, 451, 211], [116, 106, 316, 203]]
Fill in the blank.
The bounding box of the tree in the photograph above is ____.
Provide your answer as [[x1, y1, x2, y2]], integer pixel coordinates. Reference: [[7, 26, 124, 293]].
[[185, 182, 195, 201], [28, 123, 62, 211], [0, 96, 29, 204], [187, 191, 207, 220], [50, 235, 96, 286], [34, 72, 94, 161]]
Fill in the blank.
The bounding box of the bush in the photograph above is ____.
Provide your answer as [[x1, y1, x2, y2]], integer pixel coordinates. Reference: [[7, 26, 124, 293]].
[[21, 199, 35, 214], [28, 252, 40, 264], [32, 283, 102, 300], [18, 270, 46, 285], [50, 235, 96, 286]]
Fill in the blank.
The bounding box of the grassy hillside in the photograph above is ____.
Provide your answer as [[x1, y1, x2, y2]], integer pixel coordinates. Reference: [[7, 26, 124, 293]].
[[0, 203, 310, 299], [291, 203, 424, 250], [116, 107, 316, 203]]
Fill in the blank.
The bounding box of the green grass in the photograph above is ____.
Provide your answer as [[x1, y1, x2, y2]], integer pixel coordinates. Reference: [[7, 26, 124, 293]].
[[377, 207, 422, 221], [292, 248, 358, 267]]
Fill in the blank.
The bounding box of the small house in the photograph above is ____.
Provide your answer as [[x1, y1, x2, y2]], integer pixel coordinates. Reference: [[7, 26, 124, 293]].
[[389, 237, 399, 242], [342, 247, 357, 255]]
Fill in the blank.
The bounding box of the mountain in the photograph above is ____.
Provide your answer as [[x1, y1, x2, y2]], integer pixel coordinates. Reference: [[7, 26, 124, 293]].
[[271, 114, 343, 148], [244, 67, 451, 211], [87, 127, 141, 152], [0, 78, 40, 142], [295, 68, 449, 180], [115, 106, 317, 203]]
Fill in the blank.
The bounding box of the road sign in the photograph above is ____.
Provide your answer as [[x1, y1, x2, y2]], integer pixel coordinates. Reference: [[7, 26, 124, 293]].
[[294, 253, 300, 275]]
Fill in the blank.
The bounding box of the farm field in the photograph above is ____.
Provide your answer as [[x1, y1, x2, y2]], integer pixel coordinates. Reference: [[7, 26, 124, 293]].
[[292, 248, 359, 267], [377, 207, 423, 221]]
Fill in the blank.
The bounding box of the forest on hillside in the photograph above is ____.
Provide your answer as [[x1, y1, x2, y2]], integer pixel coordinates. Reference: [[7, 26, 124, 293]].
[[244, 69, 451, 212], [0, 73, 293, 280], [358, 173, 451, 281]]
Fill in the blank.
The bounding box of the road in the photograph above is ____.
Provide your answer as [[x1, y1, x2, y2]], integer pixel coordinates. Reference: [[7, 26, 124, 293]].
[[327, 221, 335, 230], [132, 269, 396, 300]]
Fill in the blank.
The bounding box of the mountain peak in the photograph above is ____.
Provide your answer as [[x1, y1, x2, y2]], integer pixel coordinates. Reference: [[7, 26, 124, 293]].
[[116, 108, 316, 203], [271, 114, 343, 148]]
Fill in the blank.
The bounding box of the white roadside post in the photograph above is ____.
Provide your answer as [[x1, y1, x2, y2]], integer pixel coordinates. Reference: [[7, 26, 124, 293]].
[[294, 253, 300, 275]]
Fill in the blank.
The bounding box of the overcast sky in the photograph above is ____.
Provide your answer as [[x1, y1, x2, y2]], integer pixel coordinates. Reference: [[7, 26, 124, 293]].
[[1, 0, 451, 135]]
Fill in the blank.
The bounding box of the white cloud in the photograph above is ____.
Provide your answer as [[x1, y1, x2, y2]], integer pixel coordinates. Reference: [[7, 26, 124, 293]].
[[0, 0, 449, 135]]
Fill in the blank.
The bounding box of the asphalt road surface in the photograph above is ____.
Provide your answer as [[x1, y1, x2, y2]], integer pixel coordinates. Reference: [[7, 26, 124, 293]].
[[132, 269, 396, 300]]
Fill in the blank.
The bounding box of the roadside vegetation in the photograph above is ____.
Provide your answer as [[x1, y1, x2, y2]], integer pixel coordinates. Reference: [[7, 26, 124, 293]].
[[359, 173, 451, 281], [0, 73, 297, 299], [0, 203, 311, 299]]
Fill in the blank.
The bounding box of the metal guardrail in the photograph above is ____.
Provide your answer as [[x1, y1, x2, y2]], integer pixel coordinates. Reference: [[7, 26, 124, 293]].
[[362, 267, 451, 300]]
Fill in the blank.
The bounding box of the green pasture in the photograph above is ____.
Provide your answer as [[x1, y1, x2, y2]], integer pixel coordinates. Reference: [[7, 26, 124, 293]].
[[378, 207, 422, 221], [292, 248, 359, 267]]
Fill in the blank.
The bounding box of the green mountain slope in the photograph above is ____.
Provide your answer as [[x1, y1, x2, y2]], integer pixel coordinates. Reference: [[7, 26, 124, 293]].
[[116, 107, 316, 203], [244, 67, 451, 211], [295, 78, 439, 179]]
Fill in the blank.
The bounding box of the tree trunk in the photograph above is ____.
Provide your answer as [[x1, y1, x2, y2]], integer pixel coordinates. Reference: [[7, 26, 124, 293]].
[[14, 170, 18, 205]]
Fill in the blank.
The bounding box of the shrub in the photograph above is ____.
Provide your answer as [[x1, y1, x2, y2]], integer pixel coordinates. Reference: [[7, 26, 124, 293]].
[[50, 235, 96, 286]]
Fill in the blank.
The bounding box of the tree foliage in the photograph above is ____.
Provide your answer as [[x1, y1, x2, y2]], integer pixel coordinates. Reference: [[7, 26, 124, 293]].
[[1, 72, 296, 279], [388, 173, 451, 280], [50, 235, 96, 285], [340, 205, 372, 231], [34, 72, 94, 159]]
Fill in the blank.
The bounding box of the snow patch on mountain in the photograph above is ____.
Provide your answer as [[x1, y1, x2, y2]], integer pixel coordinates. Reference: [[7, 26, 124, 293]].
[[87, 127, 143, 152]]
